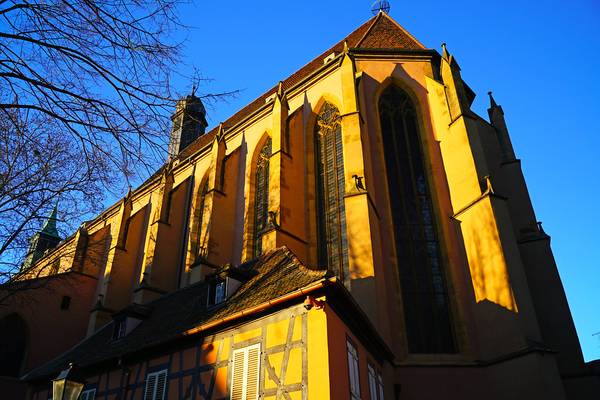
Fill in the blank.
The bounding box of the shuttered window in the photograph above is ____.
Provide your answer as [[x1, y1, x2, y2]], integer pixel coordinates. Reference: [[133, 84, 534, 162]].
[[80, 389, 96, 400], [230, 343, 261, 400], [315, 102, 349, 281], [253, 138, 272, 257], [347, 340, 360, 399], [378, 85, 455, 354], [144, 369, 167, 400]]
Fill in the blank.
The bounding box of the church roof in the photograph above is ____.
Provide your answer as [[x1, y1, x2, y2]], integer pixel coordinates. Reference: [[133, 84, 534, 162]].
[[23, 247, 329, 381], [178, 12, 426, 161]]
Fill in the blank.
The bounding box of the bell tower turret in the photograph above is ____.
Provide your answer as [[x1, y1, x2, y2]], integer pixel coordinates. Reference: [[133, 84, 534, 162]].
[[168, 91, 208, 158]]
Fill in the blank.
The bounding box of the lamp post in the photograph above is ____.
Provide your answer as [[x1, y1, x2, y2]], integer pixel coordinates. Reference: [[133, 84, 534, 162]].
[[52, 363, 85, 400]]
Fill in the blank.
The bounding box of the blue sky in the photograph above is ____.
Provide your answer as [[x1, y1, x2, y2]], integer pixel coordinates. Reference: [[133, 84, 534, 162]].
[[174, 1, 600, 361]]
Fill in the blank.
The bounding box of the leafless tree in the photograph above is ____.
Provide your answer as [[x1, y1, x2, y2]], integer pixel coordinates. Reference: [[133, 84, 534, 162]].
[[0, 0, 231, 289]]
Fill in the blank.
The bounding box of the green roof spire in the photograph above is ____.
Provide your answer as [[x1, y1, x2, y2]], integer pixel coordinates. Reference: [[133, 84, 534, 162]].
[[40, 203, 60, 238]]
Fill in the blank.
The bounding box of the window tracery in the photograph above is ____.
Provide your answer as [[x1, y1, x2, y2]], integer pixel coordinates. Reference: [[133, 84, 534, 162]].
[[253, 138, 272, 257], [378, 85, 455, 353], [315, 102, 349, 281]]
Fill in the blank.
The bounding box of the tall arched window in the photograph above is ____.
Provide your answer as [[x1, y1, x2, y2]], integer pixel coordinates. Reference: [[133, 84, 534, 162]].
[[315, 102, 349, 281], [195, 178, 209, 259], [379, 85, 455, 354], [0, 313, 28, 377], [253, 138, 272, 257]]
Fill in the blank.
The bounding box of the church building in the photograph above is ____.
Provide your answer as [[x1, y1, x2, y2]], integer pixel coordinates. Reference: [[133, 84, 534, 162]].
[[1, 10, 598, 400]]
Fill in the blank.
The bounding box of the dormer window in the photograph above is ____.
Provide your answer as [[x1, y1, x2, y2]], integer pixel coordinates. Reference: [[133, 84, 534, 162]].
[[110, 304, 150, 341], [113, 318, 127, 340], [207, 278, 227, 306]]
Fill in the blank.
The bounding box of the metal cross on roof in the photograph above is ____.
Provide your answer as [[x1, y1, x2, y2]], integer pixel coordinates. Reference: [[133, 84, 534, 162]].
[[371, 0, 391, 15]]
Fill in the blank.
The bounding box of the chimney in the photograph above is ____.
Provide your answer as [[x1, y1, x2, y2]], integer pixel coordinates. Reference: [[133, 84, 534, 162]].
[[168, 93, 208, 157]]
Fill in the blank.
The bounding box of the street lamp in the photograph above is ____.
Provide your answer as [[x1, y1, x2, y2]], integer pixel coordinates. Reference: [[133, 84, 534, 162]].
[[52, 363, 85, 400]]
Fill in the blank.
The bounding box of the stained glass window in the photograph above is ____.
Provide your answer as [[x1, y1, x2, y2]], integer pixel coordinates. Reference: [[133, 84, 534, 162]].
[[195, 179, 209, 259], [379, 85, 455, 353], [315, 102, 349, 282], [253, 138, 272, 257]]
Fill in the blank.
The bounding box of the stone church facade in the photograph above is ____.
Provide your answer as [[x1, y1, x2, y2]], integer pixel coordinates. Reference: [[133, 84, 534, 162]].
[[1, 11, 598, 400]]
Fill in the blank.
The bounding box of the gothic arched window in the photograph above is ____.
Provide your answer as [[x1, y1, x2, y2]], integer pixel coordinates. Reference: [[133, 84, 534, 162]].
[[379, 85, 455, 354], [315, 102, 349, 281], [195, 178, 209, 259], [253, 138, 272, 257]]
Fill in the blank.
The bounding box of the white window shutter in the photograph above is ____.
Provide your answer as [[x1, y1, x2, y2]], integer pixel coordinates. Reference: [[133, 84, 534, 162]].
[[231, 349, 246, 400], [144, 373, 157, 400], [156, 370, 167, 400], [144, 369, 168, 400], [246, 345, 260, 400], [231, 343, 261, 400]]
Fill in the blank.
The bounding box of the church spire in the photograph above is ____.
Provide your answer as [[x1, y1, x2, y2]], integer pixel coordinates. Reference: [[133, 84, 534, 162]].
[[22, 204, 62, 270], [40, 203, 59, 238]]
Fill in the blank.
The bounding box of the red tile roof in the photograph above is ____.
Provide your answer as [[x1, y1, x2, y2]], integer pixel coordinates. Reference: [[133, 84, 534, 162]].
[[179, 12, 425, 160]]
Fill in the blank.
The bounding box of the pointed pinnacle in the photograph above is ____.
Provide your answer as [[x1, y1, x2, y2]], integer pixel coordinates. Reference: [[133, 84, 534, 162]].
[[441, 42, 450, 60], [343, 40, 349, 53], [277, 81, 285, 98], [488, 91, 498, 108]]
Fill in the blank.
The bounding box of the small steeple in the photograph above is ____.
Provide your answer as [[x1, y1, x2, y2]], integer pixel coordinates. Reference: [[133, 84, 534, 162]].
[[168, 91, 208, 158], [22, 204, 62, 270]]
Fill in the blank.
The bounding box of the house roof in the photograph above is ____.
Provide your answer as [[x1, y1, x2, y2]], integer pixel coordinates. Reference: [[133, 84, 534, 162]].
[[177, 12, 425, 161], [24, 247, 328, 381]]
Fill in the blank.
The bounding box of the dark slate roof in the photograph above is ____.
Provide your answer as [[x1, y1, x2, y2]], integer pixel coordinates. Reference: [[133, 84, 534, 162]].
[[24, 247, 327, 381], [177, 12, 425, 161]]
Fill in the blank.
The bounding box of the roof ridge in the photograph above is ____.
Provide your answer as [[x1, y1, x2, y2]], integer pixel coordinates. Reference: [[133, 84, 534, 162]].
[[379, 12, 427, 49], [355, 12, 383, 48]]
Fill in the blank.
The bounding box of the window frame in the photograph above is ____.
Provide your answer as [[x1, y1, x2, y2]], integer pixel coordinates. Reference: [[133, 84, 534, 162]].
[[377, 84, 456, 354], [367, 363, 384, 400], [79, 388, 96, 400], [346, 338, 361, 400], [252, 138, 272, 258], [314, 102, 349, 281]]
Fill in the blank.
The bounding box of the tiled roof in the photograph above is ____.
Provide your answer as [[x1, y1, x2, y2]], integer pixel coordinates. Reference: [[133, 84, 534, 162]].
[[178, 12, 425, 160], [24, 247, 328, 381]]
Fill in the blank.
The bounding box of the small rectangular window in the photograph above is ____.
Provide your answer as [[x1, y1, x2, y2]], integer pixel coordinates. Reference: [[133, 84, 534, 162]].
[[144, 369, 168, 400], [347, 339, 361, 399], [368, 364, 377, 400], [230, 343, 261, 400], [367, 364, 384, 400], [80, 388, 96, 400], [60, 295, 71, 310]]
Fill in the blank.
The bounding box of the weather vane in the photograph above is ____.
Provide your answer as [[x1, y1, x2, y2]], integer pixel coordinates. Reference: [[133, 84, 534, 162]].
[[371, 0, 391, 15]]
